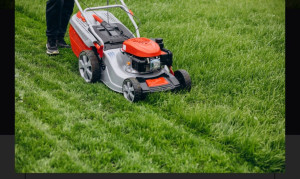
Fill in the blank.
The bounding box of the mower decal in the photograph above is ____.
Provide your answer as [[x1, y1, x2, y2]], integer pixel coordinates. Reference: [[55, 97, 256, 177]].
[[146, 77, 169, 87], [107, 51, 115, 58]]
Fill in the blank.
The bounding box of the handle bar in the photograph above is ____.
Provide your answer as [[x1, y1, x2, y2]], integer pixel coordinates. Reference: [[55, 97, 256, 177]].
[[74, 0, 140, 45]]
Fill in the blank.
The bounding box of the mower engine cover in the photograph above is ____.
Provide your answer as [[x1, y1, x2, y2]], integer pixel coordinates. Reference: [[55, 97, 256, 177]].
[[122, 37, 161, 57], [122, 37, 174, 73]]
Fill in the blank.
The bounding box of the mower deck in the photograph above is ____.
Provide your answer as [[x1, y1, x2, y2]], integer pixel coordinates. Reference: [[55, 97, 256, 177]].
[[70, 0, 191, 102]]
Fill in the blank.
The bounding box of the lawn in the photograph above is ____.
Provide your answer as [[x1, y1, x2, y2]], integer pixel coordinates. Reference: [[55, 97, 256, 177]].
[[15, 0, 285, 173]]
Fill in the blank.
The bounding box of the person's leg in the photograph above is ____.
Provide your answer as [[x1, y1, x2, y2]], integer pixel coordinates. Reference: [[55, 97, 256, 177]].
[[46, 0, 64, 38], [57, 0, 75, 48], [46, 0, 64, 54]]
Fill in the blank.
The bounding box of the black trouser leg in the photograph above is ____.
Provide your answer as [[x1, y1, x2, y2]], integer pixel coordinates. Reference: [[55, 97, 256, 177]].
[[46, 0, 74, 39], [46, 0, 63, 39], [57, 0, 75, 38]]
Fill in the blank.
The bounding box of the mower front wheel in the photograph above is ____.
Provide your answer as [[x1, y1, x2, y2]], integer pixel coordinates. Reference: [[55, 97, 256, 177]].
[[174, 69, 192, 91], [122, 78, 143, 102], [78, 50, 101, 83]]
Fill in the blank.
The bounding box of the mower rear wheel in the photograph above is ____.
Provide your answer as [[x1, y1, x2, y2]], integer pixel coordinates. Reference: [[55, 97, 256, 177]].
[[122, 78, 143, 102], [78, 50, 101, 83], [174, 69, 192, 91]]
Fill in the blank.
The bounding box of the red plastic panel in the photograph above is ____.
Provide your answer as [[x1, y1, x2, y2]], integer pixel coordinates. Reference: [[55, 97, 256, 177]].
[[92, 14, 103, 23], [146, 77, 169, 87], [76, 11, 86, 22], [69, 25, 92, 57], [122, 37, 161, 57]]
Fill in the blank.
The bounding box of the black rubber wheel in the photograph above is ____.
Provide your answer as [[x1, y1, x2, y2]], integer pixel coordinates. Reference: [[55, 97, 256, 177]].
[[174, 69, 192, 91], [122, 78, 143, 102], [78, 50, 101, 83]]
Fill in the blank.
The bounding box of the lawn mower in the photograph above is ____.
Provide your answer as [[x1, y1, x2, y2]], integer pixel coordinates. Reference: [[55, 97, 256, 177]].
[[69, 0, 191, 102]]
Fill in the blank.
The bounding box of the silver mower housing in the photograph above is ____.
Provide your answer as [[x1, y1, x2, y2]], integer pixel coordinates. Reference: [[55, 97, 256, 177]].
[[70, 0, 188, 101]]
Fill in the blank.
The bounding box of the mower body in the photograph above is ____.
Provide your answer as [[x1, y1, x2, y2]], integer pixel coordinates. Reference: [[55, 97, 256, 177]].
[[69, 0, 191, 102], [70, 10, 180, 93]]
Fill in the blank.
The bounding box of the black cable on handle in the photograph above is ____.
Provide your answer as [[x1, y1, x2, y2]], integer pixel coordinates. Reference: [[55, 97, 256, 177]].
[[107, 0, 109, 24]]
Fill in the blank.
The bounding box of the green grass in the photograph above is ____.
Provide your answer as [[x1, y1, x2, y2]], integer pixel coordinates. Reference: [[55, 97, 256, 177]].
[[15, 0, 285, 173]]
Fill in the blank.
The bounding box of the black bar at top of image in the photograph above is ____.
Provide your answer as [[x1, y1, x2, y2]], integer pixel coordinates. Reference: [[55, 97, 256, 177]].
[[0, 0, 14, 10], [285, 7, 300, 135], [0, 8, 15, 135], [286, 0, 300, 9]]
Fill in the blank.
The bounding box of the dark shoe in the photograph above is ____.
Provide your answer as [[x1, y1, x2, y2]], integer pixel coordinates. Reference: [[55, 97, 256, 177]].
[[46, 38, 59, 55], [56, 38, 71, 48]]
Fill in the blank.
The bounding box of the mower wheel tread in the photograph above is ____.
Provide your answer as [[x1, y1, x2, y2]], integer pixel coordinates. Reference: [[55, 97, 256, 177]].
[[174, 69, 192, 91], [79, 50, 101, 83], [123, 78, 143, 102]]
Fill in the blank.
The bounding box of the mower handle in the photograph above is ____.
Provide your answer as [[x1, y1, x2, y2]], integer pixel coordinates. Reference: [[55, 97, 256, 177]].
[[83, 4, 140, 37], [74, 0, 103, 45], [74, 0, 140, 46]]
